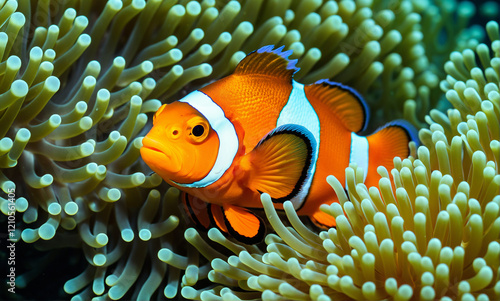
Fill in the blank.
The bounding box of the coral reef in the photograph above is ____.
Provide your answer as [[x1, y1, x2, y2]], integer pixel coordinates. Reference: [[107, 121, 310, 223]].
[[0, 0, 498, 300]]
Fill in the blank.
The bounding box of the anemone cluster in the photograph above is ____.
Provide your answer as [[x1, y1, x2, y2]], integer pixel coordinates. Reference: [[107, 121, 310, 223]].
[[195, 44, 500, 297], [0, 0, 498, 300]]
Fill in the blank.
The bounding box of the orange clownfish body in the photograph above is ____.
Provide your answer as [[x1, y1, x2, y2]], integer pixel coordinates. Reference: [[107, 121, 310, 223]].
[[141, 45, 418, 243]]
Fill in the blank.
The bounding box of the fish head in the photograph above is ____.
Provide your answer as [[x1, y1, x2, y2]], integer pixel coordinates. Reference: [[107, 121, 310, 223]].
[[140, 101, 220, 184]]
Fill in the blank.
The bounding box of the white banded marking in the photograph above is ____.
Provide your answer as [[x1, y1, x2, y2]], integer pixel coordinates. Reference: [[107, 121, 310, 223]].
[[349, 132, 369, 181], [276, 80, 320, 209], [174, 91, 238, 188]]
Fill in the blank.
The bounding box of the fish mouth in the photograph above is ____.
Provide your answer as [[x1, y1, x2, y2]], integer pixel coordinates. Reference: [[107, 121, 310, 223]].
[[141, 147, 169, 161], [141, 137, 171, 159], [140, 137, 182, 175], [143, 146, 165, 155]]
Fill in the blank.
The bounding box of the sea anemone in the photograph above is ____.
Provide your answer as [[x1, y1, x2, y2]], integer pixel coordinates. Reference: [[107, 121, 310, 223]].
[[0, 0, 498, 300], [177, 19, 500, 301]]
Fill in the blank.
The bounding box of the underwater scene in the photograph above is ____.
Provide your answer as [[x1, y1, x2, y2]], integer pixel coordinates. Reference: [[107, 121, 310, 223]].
[[1, 0, 500, 300]]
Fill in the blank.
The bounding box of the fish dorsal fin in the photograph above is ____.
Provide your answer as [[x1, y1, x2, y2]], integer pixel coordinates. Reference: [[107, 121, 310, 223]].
[[305, 80, 370, 132], [241, 124, 315, 203], [234, 45, 299, 80]]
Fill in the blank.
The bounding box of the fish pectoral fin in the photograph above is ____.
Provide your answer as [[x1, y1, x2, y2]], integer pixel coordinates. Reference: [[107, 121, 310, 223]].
[[222, 204, 265, 244], [181, 192, 211, 230], [311, 208, 337, 229], [245, 124, 315, 202]]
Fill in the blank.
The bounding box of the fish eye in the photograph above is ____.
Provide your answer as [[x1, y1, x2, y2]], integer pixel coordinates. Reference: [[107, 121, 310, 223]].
[[186, 117, 209, 143], [192, 125, 204, 137]]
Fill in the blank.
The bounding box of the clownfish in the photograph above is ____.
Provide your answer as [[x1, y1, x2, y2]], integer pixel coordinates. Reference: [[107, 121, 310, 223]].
[[141, 45, 418, 243]]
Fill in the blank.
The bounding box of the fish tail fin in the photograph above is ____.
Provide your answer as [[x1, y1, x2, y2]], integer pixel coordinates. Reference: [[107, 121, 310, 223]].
[[365, 120, 418, 185]]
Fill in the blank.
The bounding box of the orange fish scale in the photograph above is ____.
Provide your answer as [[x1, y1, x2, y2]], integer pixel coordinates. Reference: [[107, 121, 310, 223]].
[[201, 74, 292, 151]]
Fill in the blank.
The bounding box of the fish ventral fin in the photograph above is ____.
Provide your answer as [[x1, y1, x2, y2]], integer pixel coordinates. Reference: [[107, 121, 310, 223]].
[[181, 192, 212, 230], [243, 124, 315, 203], [234, 45, 299, 81], [221, 204, 265, 244], [305, 80, 370, 132], [208, 204, 228, 234], [367, 120, 419, 170]]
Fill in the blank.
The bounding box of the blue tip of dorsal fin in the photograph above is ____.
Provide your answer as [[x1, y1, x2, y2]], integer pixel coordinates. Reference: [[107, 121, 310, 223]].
[[234, 45, 300, 79], [257, 45, 299, 73]]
